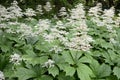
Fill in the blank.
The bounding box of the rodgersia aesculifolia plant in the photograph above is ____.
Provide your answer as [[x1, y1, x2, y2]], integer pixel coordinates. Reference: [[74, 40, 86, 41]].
[[0, 1, 120, 80]]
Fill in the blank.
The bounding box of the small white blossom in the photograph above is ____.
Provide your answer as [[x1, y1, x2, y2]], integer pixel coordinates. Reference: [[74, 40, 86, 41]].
[[42, 59, 55, 68], [0, 5, 8, 21], [44, 2, 52, 12], [36, 5, 43, 14], [70, 3, 85, 20], [18, 23, 35, 37], [50, 46, 62, 53], [43, 33, 55, 42], [59, 7, 67, 16], [103, 7, 115, 18], [0, 71, 5, 80], [7, 0, 23, 19], [24, 8, 36, 17], [10, 54, 22, 65], [110, 38, 117, 44], [88, 3, 102, 17]]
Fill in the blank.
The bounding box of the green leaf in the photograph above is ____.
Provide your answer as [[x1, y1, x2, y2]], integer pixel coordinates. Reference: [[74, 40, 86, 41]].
[[70, 50, 82, 63], [37, 75, 53, 80], [79, 54, 93, 64], [48, 66, 59, 77], [108, 49, 119, 64], [97, 63, 111, 78], [52, 54, 65, 64], [77, 63, 94, 80], [25, 36, 38, 45], [106, 75, 118, 80], [22, 55, 48, 66], [79, 56, 92, 63], [15, 67, 36, 80], [1, 45, 10, 52], [4, 68, 15, 78], [113, 67, 120, 79], [35, 41, 51, 52], [57, 72, 75, 80], [62, 51, 74, 64], [57, 63, 69, 71], [90, 59, 100, 78], [64, 66, 76, 76]]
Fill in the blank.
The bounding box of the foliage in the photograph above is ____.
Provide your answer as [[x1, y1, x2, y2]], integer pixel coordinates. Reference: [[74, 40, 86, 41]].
[[0, 1, 120, 80]]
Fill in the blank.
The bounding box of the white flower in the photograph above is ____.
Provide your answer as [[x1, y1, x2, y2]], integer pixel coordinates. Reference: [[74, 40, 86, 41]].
[[103, 7, 115, 18], [70, 3, 85, 20], [50, 46, 62, 53], [0, 5, 8, 21], [88, 3, 102, 17], [42, 59, 55, 68], [10, 54, 22, 65], [18, 23, 35, 37], [110, 38, 117, 44], [0, 71, 5, 80], [36, 5, 43, 14], [24, 8, 36, 17], [7, 0, 23, 19], [43, 2, 52, 12], [58, 7, 67, 16]]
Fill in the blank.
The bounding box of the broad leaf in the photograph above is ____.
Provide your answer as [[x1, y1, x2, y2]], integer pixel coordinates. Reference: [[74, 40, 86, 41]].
[[15, 67, 36, 80], [64, 66, 75, 76], [62, 51, 74, 64], [113, 67, 120, 79], [57, 72, 75, 80], [97, 63, 111, 78], [77, 63, 94, 80], [48, 66, 59, 77]]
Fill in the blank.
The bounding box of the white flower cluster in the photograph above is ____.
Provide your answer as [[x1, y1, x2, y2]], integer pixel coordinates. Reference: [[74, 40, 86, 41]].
[[88, 3, 118, 44], [60, 4, 94, 51], [24, 8, 36, 17], [70, 4, 85, 20], [36, 5, 43, 14], [88, 3, 102, 17], [42, 59, 55, 68], [7, 0, 23, 19], [0, 71, 5, 80], [0, 0, 23, 22], [43, 2, 52, 12], [40, 3, 94, 51], [10, 54, 22, 65], [0, 5, 8, 21], [115, 13, 120, 26], [42, 20, 68, 43], [50, 46, 62, 54], [58, 7, 67, 16], [35, 19, 51, 36], [64, 23, 93, 51], [18, 23, 35, 37]]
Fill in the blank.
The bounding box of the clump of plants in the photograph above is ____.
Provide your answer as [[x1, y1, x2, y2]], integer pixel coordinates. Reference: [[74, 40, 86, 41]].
[[0, 1, 120, 80]]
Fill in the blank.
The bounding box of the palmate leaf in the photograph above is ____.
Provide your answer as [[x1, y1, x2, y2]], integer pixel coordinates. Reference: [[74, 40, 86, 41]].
[[48, 66, 59, 77], [57, 72, 75, 80], [37, 75, 53, 80], [70, 50, 82, 63], [77, 63, 94, 80], [57, 62, 75, 76], [113, 67, 120, 79], [25, 36, 39, 45], [14, 67, 36, 80], [22, 54, 48, 66], [106, 75, 118, 80], [64, 66, 76, 76], [97, 63, 111, 78], [62, 51, 74, 64]]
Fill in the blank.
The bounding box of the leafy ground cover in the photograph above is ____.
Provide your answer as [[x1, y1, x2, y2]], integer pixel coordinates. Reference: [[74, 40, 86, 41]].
[[0, 1, 120, 80]]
